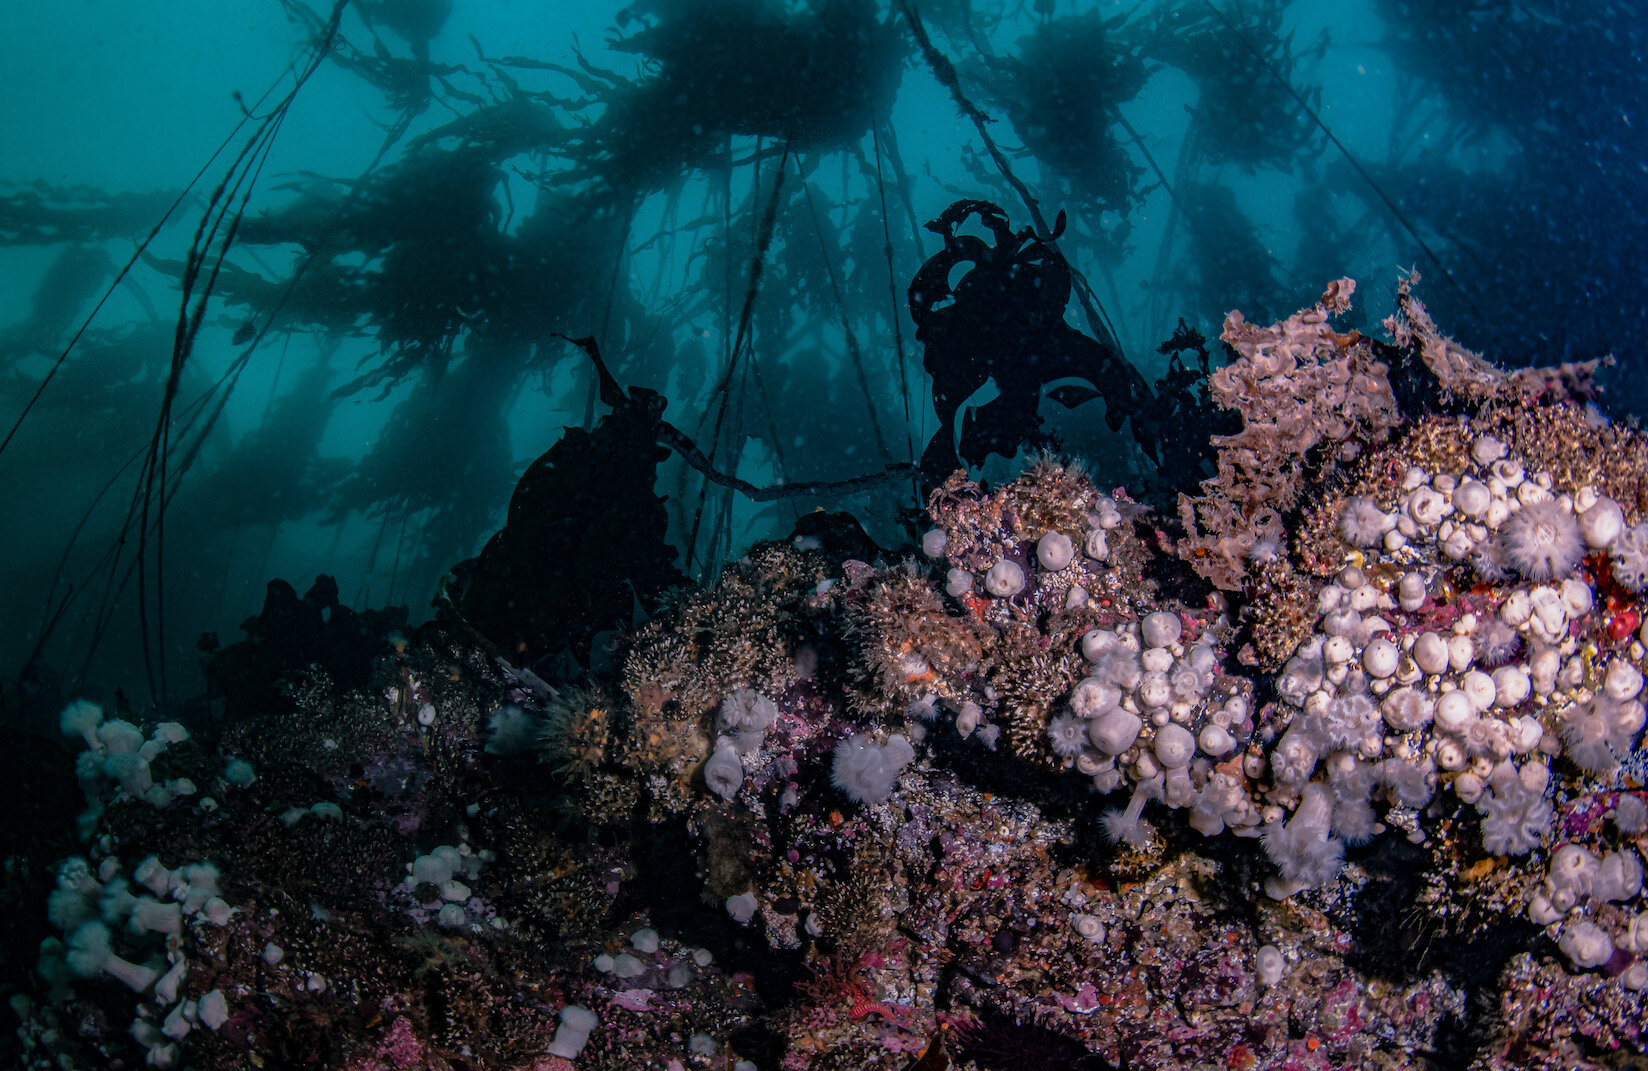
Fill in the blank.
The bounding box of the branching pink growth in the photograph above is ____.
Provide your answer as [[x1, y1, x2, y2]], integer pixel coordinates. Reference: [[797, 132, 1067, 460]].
[[1178, 279, 1401, 591], [1385, 271, 1610, 403]]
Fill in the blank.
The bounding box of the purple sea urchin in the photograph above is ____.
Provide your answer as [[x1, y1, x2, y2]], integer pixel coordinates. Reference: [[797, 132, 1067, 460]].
[[952, 1009, 1114, 1071]]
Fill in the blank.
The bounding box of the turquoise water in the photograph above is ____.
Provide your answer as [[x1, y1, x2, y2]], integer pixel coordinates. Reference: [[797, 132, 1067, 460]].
[[2, 0, 1643, 710]]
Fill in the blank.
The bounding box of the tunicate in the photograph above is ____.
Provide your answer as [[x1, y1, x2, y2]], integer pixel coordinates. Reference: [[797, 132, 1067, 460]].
[[1154, 723, 1195, 767], [1363, 637, 1400, 678], [1413, 632, 1450, 676], [946, 569, 973, 598], [922, 529, 948, 557], [1037, 531, 1075, 571], [985, 560, 1025, 597], [1141, 611, 1182, 649], [1397, 571, 1428, 611], [1452, 479, 1491, 517]]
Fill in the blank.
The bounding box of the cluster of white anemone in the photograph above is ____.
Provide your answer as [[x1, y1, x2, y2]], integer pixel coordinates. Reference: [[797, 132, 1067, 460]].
[[704, 688, 781, 801], [1058, 610, 1261, 848], [939, 494, 1123, 603], [1244, 433, 1648, 979], [927, 495, 1128, 751], [1526, 801, 1648, 990], [1251, 433, 1648, 910], [924, 447, 1646, 982]]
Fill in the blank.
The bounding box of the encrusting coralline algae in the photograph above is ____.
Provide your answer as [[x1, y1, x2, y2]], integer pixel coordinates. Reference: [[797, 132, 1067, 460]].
[[15, 279, 1646, 1070]]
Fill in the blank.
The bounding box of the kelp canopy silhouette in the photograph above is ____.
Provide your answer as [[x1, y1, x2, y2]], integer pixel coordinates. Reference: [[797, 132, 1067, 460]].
[[961, 9, 1148, 216], [1130, 0, 1327, 173], [11, 0, 1592, 714], [909, 199, 1154, 482], [541, 0, 904, 196], [447, 336, 916, 670]]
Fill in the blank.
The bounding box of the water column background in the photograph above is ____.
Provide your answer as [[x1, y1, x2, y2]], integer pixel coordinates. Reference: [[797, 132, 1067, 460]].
[[0, 0, 1642, 712]]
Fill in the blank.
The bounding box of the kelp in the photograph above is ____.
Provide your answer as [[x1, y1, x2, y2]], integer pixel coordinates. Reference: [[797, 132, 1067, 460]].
[[1132, 0, 1326, 173], [963, 9, 1149, 214], [909, 200, 1152, 479], [448, 335, 919, 669]]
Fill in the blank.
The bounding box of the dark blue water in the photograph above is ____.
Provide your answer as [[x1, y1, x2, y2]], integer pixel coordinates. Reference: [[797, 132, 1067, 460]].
[[3, 0, 1645, 710]]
